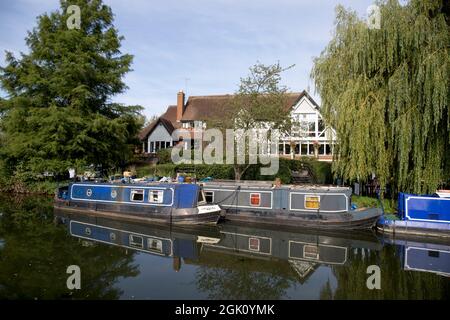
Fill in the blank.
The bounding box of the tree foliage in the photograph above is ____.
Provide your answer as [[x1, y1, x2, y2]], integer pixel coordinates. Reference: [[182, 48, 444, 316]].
[[209, 62, 293, 180], [0, 0, 143, 176], [312, 0, 449, 193]]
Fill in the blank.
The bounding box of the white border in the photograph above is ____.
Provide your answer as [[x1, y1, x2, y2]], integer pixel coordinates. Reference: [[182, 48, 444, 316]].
[[405, 196, 450, 223], [404, 246, 450, 277], [70, 183, 174, 207], [69, 220, 173, 256], [204, 190, 215, 204], [204, 188, 273, 210], [289, 192, 348, 212], [206, 231, 272, 255]]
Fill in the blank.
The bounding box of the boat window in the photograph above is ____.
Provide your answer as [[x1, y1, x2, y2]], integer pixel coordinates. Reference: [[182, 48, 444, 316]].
[[149, 190, 164, 203], [304, 245, 319, 260], [250, 193, 261, 206], [305, 196, 320, 209], [249, 238, 260, 251], [148, 238, 163, 253], [198, 190, 206, 205], [205, 191, 214, 204], [129, 234, 144, 248], [130, 189, 144, 202]]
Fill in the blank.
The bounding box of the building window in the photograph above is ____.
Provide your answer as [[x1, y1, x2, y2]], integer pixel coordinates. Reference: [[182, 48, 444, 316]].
[[295, 143, 300, 155], [149, 190, 164, 203], [305, 196, 320, 209], [148, 238, 163, 253], [249, 238, 260, 251], [326, 144, 332, 155], [301, 143, 308, 155], [308, 144, 315, 155], [319, 143, 325, 155], [205, 191, 214, 204], [285, 143, 291, 155], [130, 189, 144, 202], [307, 121, 316, 137], [318, 119, 325, 133], [250, 193, 261, 206], [129, 235, 144, 248]]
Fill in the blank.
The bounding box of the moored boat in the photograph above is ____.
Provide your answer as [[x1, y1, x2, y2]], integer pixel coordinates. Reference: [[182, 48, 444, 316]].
[[377, 192, 450, 238], [201, 180, 382, 230], [54, 182, 223, 225]]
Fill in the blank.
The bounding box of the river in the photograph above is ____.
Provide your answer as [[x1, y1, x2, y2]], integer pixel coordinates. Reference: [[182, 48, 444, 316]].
[[0, 195, 448, 299]]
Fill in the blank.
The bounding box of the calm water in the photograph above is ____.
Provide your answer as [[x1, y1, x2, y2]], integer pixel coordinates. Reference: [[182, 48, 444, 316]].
[[0, 195, 448, 300]]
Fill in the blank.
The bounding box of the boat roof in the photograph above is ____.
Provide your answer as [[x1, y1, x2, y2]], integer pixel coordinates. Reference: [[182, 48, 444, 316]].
[[200, 180, 351, 191], [70, 180, 351, 191]]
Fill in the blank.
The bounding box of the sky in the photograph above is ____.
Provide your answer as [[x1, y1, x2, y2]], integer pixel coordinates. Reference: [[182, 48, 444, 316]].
[[0, 0, 376, 119]]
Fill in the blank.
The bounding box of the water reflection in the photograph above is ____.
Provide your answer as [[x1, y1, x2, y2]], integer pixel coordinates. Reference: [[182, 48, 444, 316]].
[[0, 196, 139, 299], [0, 195, 448, 299]]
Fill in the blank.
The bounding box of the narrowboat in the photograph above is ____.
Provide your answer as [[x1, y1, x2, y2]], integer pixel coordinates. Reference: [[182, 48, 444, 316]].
[[54, 182, 223, 225], [201, 181, 382, 230], [377, 192, 450, 238]]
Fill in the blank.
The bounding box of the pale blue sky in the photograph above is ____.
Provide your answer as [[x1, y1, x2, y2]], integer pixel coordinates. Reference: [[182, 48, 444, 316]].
[[0, 0, 375, 119]]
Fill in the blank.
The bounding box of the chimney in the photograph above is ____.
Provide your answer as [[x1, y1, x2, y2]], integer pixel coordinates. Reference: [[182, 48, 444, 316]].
[[176, 90, 185, 122]]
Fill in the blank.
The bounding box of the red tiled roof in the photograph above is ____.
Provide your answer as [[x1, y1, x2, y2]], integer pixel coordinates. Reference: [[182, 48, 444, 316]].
[[180, 91, 310, 121], [139, 90, 318, 141]]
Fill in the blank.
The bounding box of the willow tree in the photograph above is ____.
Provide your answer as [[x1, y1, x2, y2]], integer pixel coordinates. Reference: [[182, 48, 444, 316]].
[[312, 0, 449, 194]]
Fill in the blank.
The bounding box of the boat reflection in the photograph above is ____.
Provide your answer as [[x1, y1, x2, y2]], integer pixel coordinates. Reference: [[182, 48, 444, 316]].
[[56, 209, 383, 279], [384, 237, 450, 277]]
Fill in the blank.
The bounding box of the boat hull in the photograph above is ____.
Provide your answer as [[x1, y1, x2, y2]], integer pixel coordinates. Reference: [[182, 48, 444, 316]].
[[54, 199, 222, 226], [377, 216, 450, 239], [221, 207, 381, 230]]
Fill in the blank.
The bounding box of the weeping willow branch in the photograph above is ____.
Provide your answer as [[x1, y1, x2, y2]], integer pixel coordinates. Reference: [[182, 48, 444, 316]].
[[311, 0, 449, 194]]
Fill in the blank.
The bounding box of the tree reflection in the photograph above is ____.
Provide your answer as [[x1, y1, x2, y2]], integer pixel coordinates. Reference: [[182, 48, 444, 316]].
[[0, 195, 139, 299], [194, 252, 293, 299]]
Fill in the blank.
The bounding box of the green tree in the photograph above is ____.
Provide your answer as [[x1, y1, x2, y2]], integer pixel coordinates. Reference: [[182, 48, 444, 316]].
[[0, 0, 143, 177], [209, 62, 294, 180], [311, 0, 449, 193]]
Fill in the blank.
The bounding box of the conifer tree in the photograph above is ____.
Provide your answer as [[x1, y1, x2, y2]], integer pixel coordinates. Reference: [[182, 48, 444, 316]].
[[0, 0, 143, 176]]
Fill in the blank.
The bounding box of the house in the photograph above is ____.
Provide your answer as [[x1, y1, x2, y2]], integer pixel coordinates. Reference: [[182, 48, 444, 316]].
[[139, 90, 336, 162]]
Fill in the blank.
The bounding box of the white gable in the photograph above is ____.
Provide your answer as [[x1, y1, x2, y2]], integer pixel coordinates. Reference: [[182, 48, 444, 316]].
[[291, 96, 319, 115], [148, 123, 172, 142]]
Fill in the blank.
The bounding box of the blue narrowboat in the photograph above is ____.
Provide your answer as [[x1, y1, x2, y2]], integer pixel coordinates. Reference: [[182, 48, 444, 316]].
[[201, 180, 382, 230], [55, 182, 223, 225], [377, 192, 450, 238]]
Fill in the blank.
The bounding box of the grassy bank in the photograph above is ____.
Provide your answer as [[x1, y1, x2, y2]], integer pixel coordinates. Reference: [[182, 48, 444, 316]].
[[351, 195, 398, 216]]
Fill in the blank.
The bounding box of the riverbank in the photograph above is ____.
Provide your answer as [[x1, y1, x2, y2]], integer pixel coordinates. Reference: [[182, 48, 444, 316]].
[[0, 177, 62, 195]]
